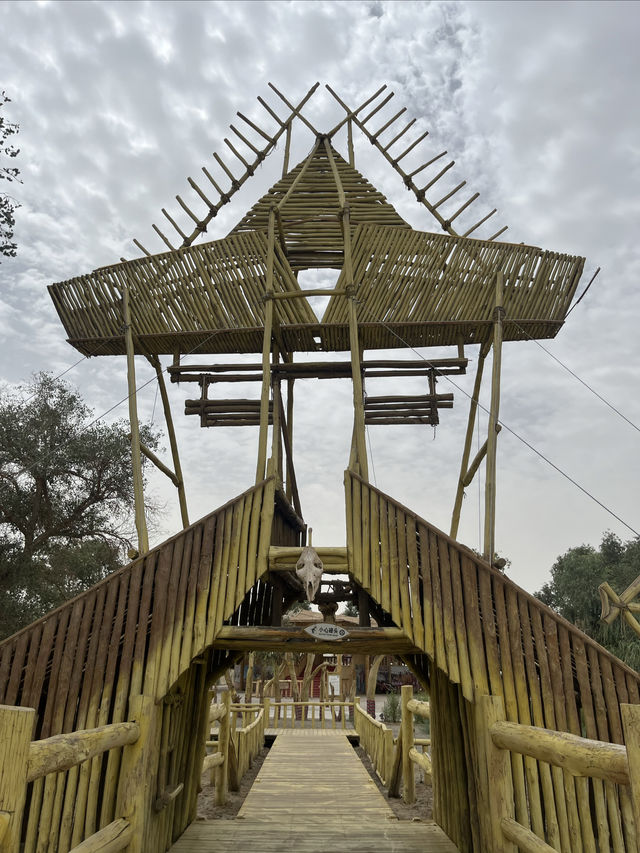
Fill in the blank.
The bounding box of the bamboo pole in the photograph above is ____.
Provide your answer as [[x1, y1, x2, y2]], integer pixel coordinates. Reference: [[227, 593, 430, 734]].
[[122, 286, 149, 554], [255, 208, 275, 483], [450, 342, 490, 538], [621, 704, 640, 834], [483, 271, 504, 561], [147, 355, 189, 528]]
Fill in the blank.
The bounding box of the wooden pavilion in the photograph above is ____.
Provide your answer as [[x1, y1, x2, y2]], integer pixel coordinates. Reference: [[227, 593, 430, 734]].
[[1, 84, 638, 853]]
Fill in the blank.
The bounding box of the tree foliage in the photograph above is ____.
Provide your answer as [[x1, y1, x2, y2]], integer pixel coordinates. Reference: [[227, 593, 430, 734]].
[[536, 532, 640, 669], [0, 91, 20, 259], [0, 374, 158, 638]]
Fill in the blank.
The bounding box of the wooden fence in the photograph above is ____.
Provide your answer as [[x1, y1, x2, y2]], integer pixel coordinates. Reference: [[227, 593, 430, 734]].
[[0, 478, 287, 853], [0, 695, 153, 853], [482, 694, 640, 853], [354, 704, 394, 786], [345, 469, 640, 852]]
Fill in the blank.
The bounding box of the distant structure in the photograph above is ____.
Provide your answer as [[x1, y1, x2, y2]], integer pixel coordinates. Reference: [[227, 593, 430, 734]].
[[2, 85, 637, 853]]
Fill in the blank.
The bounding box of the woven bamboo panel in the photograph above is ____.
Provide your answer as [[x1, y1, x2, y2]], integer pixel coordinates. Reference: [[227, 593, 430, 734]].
[[324, 224, 585, 327], [345, 470, 640, 853], [48, 231, 317, 352], [0, 478, 306, 853], [231, 143, 409, 270]]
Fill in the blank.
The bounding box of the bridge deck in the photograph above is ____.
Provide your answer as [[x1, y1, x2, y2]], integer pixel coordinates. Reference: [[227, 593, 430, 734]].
[[171, 730, 459, 852]]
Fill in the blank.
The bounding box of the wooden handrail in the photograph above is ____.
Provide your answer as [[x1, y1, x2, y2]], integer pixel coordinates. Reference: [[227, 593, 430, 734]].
[[68, 818, 132, 853], [489, 720, 629, 786], [27, 721, 140, 782]]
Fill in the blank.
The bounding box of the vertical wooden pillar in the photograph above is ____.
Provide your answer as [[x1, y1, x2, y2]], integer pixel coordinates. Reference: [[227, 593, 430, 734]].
[[480, 694, 517, 853], [147, 355, 189, 529], [483, 272, 504, 562], [122, 286, 149, 554], [285, 377, 295, 501], [450, 340, 491, 539], [0, 705, 35, 853], [269, 354, 282, 482], [215, 690, 231, 807], [621, 704, 640, 836], [343, 207, 368, 480], [401, 685, 415, 804], [256, 208, 275, 484], [116, 694, 156, 853]]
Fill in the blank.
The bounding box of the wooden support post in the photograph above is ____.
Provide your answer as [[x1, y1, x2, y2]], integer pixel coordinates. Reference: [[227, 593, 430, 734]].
[[256, 208, 275, 484], [215, 690, 231, 806], [285, 376, 295, 502], [484, 271, 504, 561], [480, 694, 517, 853], [270, 357, 282, 483], [450, 340, 490, 539], [343, 207, 368, 480], [122, 286, 149, 554], [115, 694, 156, 853], [621, 704, 640, 836], [147, 355, 189, 528], [401, 685, 415, 804], [0, 705, 35, 853]]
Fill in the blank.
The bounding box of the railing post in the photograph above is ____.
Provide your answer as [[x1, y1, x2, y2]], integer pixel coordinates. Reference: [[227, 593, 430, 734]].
[[401, 685, 415, 804], [215, 690, 231, 806], [0, 705, 35, 853], [116, 694, 156, 853], [263, 697, 271, 731], [480, 695, 517, 853], [622, 704, 640, 835]]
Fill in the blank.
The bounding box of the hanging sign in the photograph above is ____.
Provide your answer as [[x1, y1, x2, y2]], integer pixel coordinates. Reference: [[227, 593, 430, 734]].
[[304, 623, 349, 641]]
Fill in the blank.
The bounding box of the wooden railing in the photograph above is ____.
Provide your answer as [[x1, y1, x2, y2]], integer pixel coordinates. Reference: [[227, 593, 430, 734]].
[[204, 697, 266, 805], [482, 694, 640, 852], [354, 688, 431, 796], [265, 699, 354, 730], [354, 704, 394, 785], [0, 695, 153, 853]]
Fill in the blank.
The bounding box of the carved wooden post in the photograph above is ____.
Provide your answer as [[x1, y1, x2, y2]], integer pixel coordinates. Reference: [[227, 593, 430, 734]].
[[621, 704, 640, 836], [0, 705, 35, 853], [215, 690, 230, 807], [480, 694, 517, 853], [401, 685, 415, 804], [116, 694, 156, 853]]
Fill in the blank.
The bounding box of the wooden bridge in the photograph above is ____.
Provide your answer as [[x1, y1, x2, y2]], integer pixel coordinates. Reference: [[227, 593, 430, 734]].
[[172, 729, 457, 853], [2, 476, 640, 852], [2, 84, 638, 852]]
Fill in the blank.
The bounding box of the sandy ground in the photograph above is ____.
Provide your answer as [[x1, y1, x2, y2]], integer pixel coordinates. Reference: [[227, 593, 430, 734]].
[[196, 740, 432, 822]]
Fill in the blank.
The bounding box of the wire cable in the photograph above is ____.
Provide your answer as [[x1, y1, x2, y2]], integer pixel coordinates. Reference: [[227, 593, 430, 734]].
[[511, 319, 640, 435], [353, 297, 639, 538]]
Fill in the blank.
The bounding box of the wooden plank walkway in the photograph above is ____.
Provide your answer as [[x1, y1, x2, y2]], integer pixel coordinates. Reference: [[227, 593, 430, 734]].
[[171, 730, 459, 852]]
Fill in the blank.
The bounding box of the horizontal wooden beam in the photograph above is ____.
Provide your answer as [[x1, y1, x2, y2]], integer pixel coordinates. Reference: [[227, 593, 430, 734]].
[[213, 625, 417, 654], [490, 720, 629, 786], [28, 722, 140, 783], [268, 545, 348, 574]]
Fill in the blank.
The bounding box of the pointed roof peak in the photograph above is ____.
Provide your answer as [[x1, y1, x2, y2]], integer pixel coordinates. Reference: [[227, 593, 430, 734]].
[[230, 138, 409, 270]]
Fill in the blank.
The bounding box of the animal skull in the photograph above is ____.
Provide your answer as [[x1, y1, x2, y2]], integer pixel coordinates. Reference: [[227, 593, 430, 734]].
[[295, 547, 324, 602]]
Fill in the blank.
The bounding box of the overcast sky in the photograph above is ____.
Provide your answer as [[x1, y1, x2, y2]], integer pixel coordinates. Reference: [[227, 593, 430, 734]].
[[1, 0, 638, 596]]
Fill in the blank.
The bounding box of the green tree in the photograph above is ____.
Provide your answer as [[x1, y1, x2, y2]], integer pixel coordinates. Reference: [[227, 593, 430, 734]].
[[0, 374, 158, 638], [0, 91, 20, 259], [536, 532, 640, 669]]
